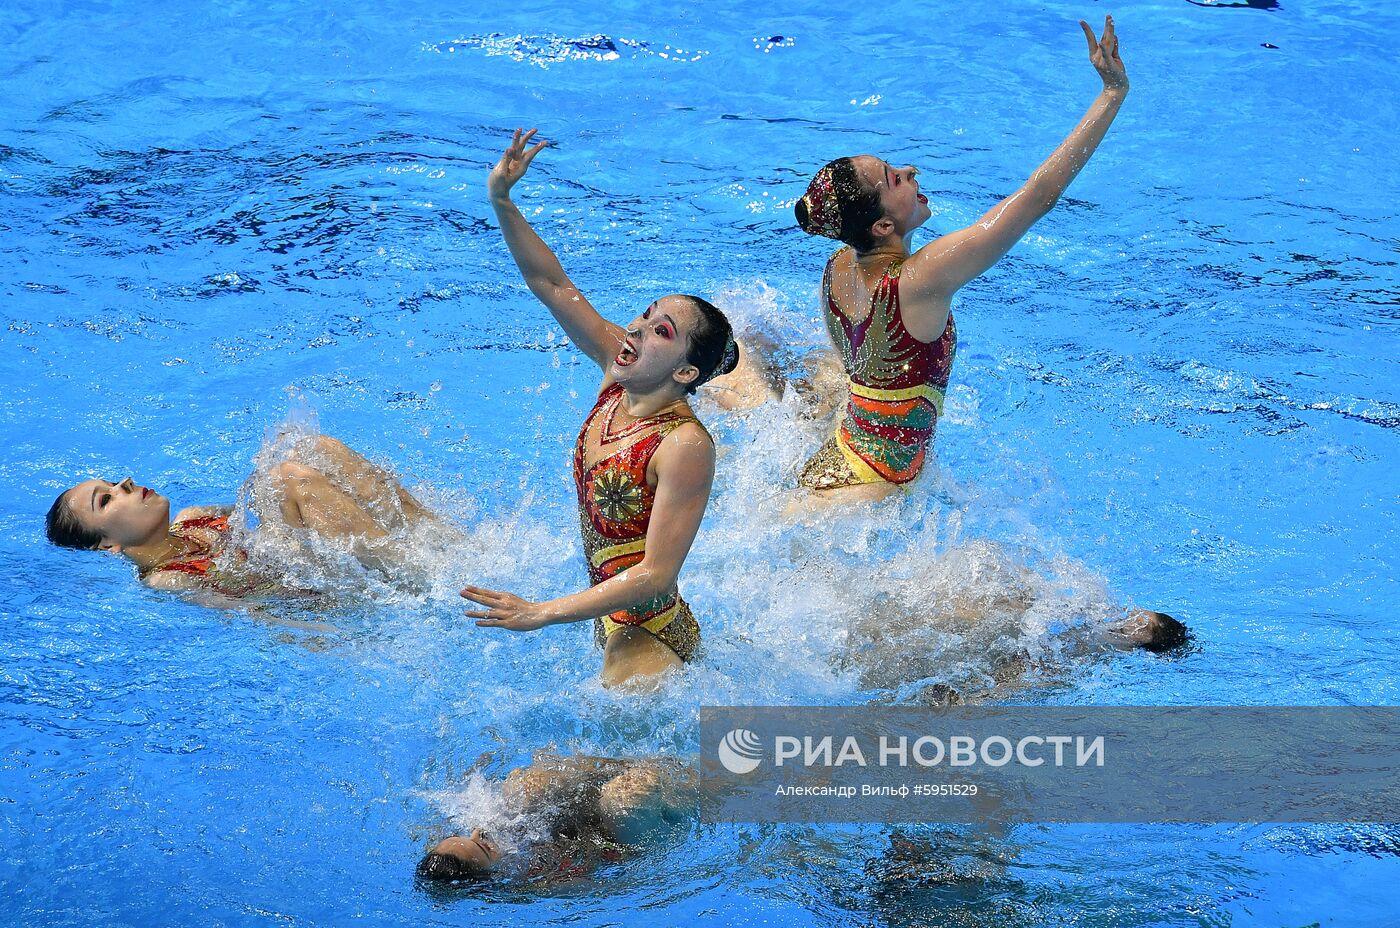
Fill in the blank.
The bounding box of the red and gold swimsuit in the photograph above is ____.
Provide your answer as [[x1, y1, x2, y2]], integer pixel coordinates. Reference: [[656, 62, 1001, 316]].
[[142, 514, 265, 598], [799, 247, 957, 489], [572, 382, 702, 662]]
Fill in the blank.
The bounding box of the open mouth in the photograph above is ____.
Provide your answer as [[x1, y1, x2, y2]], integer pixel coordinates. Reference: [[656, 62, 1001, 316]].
[[917, 193, 928, 205], [142, 486, 151, 500], [614, 338, 639, 367]]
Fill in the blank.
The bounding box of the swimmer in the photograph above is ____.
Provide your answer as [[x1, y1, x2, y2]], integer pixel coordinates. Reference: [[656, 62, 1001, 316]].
[[417, 754, 695, 884], [849, 551, 1190, 704], [790, 17, 1131, 508], [856, 609, 1191, 706], [957, 608, 1190, 704], [45, 434, 433, 603], [461, 129, 740, 688]]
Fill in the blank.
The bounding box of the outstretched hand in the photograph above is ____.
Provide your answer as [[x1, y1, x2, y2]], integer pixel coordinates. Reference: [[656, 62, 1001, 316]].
[[1080, 16, 1127, 92], [462, 584, 554, 632], [487, 127, 548, 202]]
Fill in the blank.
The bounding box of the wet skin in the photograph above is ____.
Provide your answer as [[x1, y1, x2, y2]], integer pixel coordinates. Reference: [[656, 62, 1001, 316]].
[[65, 476, 169, 551]]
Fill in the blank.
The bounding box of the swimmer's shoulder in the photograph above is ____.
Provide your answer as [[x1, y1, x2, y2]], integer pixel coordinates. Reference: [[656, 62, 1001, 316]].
[[664, 417, 714, 451], [823, 246, 853, 280], [651, 420, 716, 488]]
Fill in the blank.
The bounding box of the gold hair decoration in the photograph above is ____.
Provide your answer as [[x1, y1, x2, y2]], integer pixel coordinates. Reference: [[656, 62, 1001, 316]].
[[799, 165, 844, 240]]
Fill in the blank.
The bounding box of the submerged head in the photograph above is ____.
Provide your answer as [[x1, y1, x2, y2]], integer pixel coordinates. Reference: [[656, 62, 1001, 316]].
[[416, 829, 503, 882], [795, 156, 931, 252], [1109, 610, 1190, 654], [610, 294, 739, 395], [46, 477, 170, 554]]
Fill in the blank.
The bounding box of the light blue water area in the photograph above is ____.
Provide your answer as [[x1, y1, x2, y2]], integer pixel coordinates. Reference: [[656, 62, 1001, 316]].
[[2, 0, 1398, 924]]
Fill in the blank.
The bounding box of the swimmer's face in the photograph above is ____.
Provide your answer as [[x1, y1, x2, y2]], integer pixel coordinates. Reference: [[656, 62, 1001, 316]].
[[432, 828, 502, 873], [64, 477, 170, 552], [853, 155, 931, 238], [611, 295, 702, 391]]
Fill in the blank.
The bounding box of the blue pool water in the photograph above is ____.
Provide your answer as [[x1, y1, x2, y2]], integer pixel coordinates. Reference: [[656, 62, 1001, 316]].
[[3, 0, 1398, 924]]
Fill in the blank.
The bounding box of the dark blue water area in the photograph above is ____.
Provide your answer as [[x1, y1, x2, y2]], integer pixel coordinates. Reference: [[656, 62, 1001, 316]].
[[2, 0, 1398, 924]]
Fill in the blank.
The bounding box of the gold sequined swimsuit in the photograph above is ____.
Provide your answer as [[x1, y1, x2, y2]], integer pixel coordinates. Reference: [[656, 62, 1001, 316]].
[[572, 383, 702, 662], [799, 247, 957, 490]]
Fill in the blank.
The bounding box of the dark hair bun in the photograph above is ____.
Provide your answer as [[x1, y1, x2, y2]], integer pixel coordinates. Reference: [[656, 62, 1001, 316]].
[[680, 295, 738, 393]]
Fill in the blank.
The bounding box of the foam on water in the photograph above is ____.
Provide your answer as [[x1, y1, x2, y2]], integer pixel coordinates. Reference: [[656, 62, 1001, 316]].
[[681, 284, 1131, 704]]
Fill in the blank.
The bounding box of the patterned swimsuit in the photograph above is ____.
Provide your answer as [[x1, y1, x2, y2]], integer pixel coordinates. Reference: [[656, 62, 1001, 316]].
[[799, 247, 957, 490], [142, 514, 263, 597], [573, 382, 703, 662]]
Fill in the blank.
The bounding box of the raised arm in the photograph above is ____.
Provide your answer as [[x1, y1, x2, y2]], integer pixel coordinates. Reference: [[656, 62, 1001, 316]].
[[488, 128, 625, 369], [462, 423, 715, 630], [900, 17, 1129, 338]]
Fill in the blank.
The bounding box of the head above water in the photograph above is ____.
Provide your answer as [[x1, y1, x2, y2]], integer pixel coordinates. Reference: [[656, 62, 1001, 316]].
[[609, 294, 739, 395], [45, 477, 171, 554], [795, 156, 931, 253]]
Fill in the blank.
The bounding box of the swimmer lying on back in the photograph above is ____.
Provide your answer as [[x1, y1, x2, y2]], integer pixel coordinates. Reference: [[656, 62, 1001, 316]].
[[45, 434, 433, 604], [876, 605, 1188, 707], [460, 129, 740, 688], [417, 754, 695, 884], [846, 542, 1190, 704]]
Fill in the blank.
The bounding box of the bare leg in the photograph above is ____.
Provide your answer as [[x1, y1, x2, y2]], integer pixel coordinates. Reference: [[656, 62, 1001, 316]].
[[702, 336, 785, 411], [291, 435, 433, 527], [502, 762, 604, 814], [704, 337, 855, 425], [946, 554, 1036, 626], [270, 461, 398, 571], [522, 753, 633, 779], [600, 626, 683, 689], [506, 759, 625, 845]]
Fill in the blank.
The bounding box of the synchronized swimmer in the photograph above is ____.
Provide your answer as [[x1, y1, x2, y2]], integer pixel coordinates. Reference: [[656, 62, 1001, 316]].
[[41, 17, 1190, 887], [460, 128, 740, 688], [788, 16, 1130, 508], [418, 754, 696, 883], [45, 435, 436, 605]]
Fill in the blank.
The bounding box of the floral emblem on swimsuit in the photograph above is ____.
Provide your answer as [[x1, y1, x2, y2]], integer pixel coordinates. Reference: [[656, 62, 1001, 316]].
[[592, 467, 644, 524]]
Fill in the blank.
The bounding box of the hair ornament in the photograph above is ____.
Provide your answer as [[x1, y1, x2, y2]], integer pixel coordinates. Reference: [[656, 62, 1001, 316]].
[[720, 334, 739, 373], [799, 165, 844, 239]]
